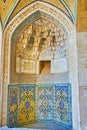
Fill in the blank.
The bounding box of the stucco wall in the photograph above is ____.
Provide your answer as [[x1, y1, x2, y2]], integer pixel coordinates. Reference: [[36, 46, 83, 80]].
[[77, 32, 87, 86], [77, 32, 87, 129]]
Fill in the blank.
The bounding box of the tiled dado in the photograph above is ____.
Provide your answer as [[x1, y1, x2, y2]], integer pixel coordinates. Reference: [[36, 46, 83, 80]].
[[7, 83, 72, 129]]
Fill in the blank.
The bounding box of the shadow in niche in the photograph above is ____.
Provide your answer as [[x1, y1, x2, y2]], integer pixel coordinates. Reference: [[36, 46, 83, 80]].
[[39, 61, 51, 74], [24, 122, 71, 130]]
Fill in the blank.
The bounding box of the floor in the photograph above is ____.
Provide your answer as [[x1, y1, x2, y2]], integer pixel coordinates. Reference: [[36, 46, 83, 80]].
[[0, 123, 72, 130], [23, 123, 71, 130]]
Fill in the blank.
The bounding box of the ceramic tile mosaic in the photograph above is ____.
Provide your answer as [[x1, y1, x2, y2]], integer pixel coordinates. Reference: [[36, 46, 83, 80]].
[[7, 83, 72, 129], [7, 84, 36, 127], [55, 84, 72, 128], [36, 84, 54, 122], [7, 86, 19, 127]]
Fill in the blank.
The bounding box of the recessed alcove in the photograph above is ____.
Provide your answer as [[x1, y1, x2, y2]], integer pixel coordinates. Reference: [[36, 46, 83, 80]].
[[10, 15, 68, 84], [39, 61, 51, 74], [1, 1, 80, 130], [8, 14, 71, 129]]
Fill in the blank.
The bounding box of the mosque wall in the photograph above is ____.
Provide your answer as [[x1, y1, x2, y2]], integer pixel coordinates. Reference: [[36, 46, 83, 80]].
[[1, 2, 79, 128], [77, 32, 87, 86], [0, 22, 2, 126], [0, 0, 76, 28], [77, 0, 87, 32], [0, 0, 87, 129], [77, 32, 87, 129], [76, 0, 87, 128]]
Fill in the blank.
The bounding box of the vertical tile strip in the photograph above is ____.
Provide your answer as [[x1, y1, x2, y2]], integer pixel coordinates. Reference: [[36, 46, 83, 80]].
[[7, 84, 36, 127], [7, 85, 19, 127], [36, 84, 54, 122], [55, 83, 72, 128]]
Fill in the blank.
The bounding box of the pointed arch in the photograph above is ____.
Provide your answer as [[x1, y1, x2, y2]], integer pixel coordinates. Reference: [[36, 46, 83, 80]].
[[1, 1, 80, 129]]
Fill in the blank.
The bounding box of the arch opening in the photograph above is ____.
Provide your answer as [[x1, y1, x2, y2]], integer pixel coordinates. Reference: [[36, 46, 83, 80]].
[[1, 1, 80, 130]]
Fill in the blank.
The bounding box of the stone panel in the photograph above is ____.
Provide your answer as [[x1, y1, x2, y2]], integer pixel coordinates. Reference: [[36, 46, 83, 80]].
[[37, 73, 69, 84], [79, 86, 87, 129], [77, 32, 87, 86]]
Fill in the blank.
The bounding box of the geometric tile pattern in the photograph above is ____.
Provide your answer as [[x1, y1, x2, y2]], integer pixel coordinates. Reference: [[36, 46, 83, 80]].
[[18, 85, 36, 126], [7, 86, 19, 127], [55, 84, 72, 129], [7, 84, 72, 129], [7, 84, 35, 127], [36, 84, 54, 122]]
